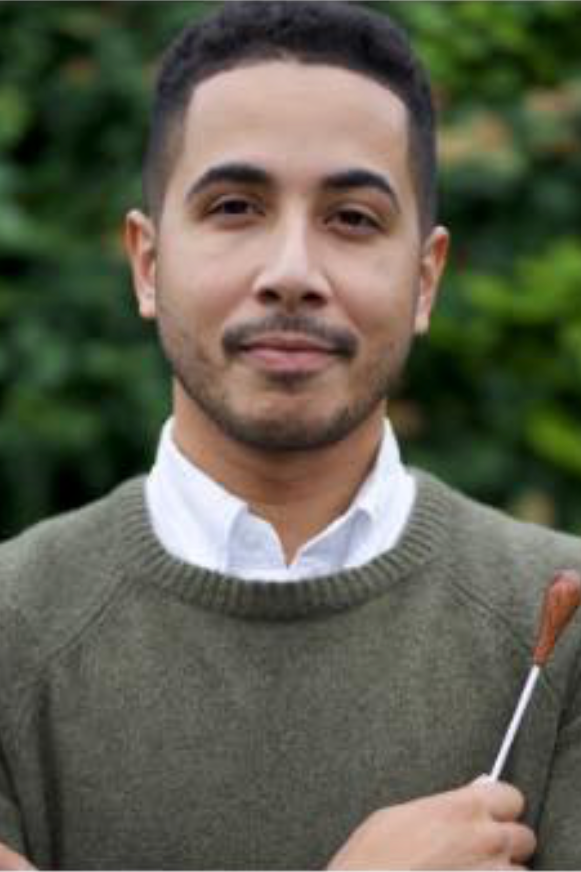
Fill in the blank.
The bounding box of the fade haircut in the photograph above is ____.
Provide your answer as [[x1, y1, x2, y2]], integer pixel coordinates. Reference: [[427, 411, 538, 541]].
[[144, 1, 437, 233]]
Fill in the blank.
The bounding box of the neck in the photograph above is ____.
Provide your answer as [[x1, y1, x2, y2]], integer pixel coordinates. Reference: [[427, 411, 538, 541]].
[[171, 392, 386, 564]]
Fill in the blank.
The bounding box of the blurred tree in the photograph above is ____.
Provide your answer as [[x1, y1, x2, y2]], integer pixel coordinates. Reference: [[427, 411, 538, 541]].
[[0, 1, 580, 539], [387, 1, 581, 533]]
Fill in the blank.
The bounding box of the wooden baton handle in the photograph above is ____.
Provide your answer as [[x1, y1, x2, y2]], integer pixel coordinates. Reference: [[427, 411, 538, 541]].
[[533, 569, 581, 666]]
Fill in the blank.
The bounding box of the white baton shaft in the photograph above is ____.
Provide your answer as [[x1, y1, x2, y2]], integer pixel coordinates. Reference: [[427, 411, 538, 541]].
[[489, 666, 540, 781]]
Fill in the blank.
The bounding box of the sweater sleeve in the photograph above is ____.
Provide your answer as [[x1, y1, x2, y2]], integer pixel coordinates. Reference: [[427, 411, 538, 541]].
[[0, 732, 26, 856], [0, 604, 37, 859], [534, 704, 581, 869]]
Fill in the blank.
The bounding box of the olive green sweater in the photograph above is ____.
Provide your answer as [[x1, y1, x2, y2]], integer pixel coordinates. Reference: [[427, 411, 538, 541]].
[[0, 472, 580, 870]]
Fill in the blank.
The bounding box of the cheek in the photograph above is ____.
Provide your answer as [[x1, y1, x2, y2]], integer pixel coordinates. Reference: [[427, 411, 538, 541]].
[[156, 241, 247, 325], [335, 254, 420, 339]]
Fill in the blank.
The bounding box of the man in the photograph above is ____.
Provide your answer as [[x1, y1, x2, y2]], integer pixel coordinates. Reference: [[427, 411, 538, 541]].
[[0, 2, 579, 869]]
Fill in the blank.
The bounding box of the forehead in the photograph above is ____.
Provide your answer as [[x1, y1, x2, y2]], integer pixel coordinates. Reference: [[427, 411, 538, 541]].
[[170, 61, 413, 193]]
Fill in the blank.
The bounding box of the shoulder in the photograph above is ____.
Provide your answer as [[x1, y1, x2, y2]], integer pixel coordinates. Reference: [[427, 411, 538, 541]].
[[414, 467, 580, 571], [412, 469, 581, 653], [0, 477, 146, 696]]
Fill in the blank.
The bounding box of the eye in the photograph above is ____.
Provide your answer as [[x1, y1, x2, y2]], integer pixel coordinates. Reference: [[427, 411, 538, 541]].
[[207, 197, 261, 217], [330, 208, 381, 234]]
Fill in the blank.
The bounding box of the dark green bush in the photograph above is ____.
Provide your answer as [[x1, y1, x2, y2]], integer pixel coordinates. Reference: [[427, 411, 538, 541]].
[[1, 1, 580, 539]]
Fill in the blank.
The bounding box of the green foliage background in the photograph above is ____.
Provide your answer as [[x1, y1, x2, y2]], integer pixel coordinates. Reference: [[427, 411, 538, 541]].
[[1, 1, 580, 540]]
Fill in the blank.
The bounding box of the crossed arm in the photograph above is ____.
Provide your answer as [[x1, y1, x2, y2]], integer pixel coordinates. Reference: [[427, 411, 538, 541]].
[[0, 779, 535, 871]]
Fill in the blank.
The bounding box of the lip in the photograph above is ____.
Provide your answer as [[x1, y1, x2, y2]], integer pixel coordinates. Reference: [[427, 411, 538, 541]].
[[239, 333, 339, 375], [240, 332, 337, 353]]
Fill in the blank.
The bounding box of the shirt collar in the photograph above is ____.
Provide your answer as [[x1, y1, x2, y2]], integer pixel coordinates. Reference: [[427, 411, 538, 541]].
[[147, 416, 412, 578], [150, 419, 243, 570]]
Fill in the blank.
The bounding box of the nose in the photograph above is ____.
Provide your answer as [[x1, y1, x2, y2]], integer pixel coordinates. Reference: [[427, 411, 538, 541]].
[[251, 214, 332, 310]]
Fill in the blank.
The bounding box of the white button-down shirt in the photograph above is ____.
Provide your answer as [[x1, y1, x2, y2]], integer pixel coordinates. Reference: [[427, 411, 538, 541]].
[[146, 418, 416, 581]]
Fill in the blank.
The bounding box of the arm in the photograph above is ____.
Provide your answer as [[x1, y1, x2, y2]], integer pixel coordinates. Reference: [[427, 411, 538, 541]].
[[0, 733, 34, 870], [533, 708, 581, 869], [327, 780, 536, 870]]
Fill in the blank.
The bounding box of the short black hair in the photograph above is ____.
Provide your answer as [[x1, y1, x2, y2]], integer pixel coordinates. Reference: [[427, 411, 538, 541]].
[[144, 1, 437, 232]]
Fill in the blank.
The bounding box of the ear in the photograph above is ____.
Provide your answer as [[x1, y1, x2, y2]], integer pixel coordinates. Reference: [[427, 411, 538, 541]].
[[124, 209, 158, 320], [414, 225, 450, 335]]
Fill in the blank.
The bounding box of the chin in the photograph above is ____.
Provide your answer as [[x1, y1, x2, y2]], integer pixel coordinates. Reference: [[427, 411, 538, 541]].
[[219, 405, 360, 453]]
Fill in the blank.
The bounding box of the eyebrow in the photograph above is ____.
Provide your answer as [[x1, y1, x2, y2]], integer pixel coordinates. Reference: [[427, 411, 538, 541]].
[[185, 161, 401, 212], [321, 168, 400, 212]]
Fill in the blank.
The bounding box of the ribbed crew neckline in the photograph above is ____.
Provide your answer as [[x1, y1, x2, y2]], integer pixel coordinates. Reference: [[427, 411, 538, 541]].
[[112, 470, 453, 621]]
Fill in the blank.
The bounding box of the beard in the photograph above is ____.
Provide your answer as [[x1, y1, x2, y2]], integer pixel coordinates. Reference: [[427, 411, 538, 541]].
[[156, 306, 412, 453]]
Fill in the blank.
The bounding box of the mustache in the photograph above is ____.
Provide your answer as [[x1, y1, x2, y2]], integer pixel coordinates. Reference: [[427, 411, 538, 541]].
[[223, 313, 358, 359]]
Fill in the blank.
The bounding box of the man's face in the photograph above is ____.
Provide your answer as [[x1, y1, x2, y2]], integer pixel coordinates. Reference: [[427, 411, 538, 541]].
[[127, 61, 448, 452]]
